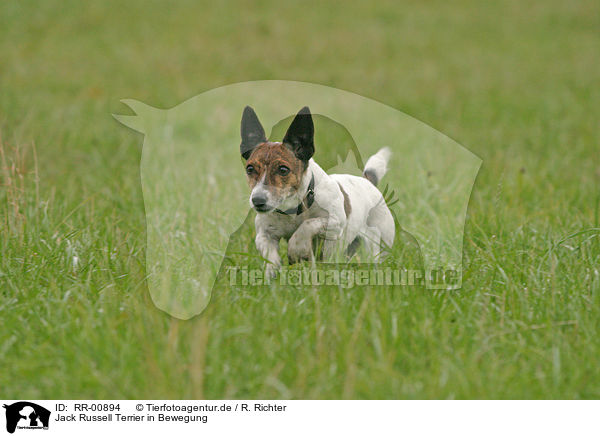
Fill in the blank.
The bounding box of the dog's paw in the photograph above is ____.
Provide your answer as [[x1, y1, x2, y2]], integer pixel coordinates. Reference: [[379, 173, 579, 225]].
[[287, 235, 313, 264], [265, 263, 280, 280]]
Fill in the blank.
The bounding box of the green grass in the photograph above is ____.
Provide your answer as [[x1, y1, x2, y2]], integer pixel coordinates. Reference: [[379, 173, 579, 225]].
[[1, 0, 599, 399]]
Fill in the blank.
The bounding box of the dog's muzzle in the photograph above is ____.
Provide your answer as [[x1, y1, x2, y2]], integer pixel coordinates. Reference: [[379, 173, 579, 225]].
[[251, 194, 271, 212]]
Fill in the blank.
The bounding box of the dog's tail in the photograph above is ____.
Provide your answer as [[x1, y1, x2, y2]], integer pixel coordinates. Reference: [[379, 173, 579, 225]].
[[363, 147, 391, 187]]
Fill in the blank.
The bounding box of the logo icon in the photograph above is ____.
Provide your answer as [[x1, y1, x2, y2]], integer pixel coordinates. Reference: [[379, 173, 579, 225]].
[[3, 402, 50, 434]]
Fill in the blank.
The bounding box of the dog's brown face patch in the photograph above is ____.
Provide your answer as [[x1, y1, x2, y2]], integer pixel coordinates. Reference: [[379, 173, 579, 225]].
[[245, 142, 306, 199]]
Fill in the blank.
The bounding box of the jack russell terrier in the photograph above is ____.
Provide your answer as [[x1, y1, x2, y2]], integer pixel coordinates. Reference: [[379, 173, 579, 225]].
[[240, 106, 395, 277]]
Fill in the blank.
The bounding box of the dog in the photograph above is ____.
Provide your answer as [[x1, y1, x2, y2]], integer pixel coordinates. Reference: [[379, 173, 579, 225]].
[[240, 106, 395, 277]]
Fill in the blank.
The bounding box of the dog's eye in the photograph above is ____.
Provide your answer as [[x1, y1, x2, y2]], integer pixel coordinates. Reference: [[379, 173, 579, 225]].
[[278, 165, 290, 176], [246, 165, 255, 175]]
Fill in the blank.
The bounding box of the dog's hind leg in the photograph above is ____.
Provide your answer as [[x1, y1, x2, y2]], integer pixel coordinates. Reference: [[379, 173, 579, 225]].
[[365, 200, 395, 260], [360, 226, 383, 261], [346, 236, 362, 258]]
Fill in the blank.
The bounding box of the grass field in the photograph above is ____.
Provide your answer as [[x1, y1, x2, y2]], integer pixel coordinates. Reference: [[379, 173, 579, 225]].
[[1, 0, 599, 399]]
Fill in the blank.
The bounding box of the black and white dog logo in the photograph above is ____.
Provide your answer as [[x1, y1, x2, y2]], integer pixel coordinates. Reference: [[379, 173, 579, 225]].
[[3, 402, 50, 433]]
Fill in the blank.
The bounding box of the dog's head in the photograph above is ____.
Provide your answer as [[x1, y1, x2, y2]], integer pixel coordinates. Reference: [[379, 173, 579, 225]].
[[240, 106, 314, 213]]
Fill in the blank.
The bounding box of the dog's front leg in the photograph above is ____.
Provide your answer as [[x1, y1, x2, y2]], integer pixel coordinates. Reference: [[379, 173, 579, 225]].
[[256, 232, 281, 279], [288, 217, 342, 264]]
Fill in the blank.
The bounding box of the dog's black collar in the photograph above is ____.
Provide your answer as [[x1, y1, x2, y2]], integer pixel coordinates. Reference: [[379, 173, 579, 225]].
[[275, 174, 315, 215]]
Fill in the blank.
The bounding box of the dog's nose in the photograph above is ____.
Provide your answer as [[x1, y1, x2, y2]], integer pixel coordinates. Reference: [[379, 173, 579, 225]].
[[252, 195, 267, 208]]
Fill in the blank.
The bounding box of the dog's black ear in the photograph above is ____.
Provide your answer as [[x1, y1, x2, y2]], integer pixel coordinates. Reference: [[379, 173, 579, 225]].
[[283, 106, 314, 163], [240, 106, 267, 160]]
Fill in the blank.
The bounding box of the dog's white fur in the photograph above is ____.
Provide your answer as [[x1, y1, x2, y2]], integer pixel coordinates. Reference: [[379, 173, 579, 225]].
[[255, 147, 395, 277]]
